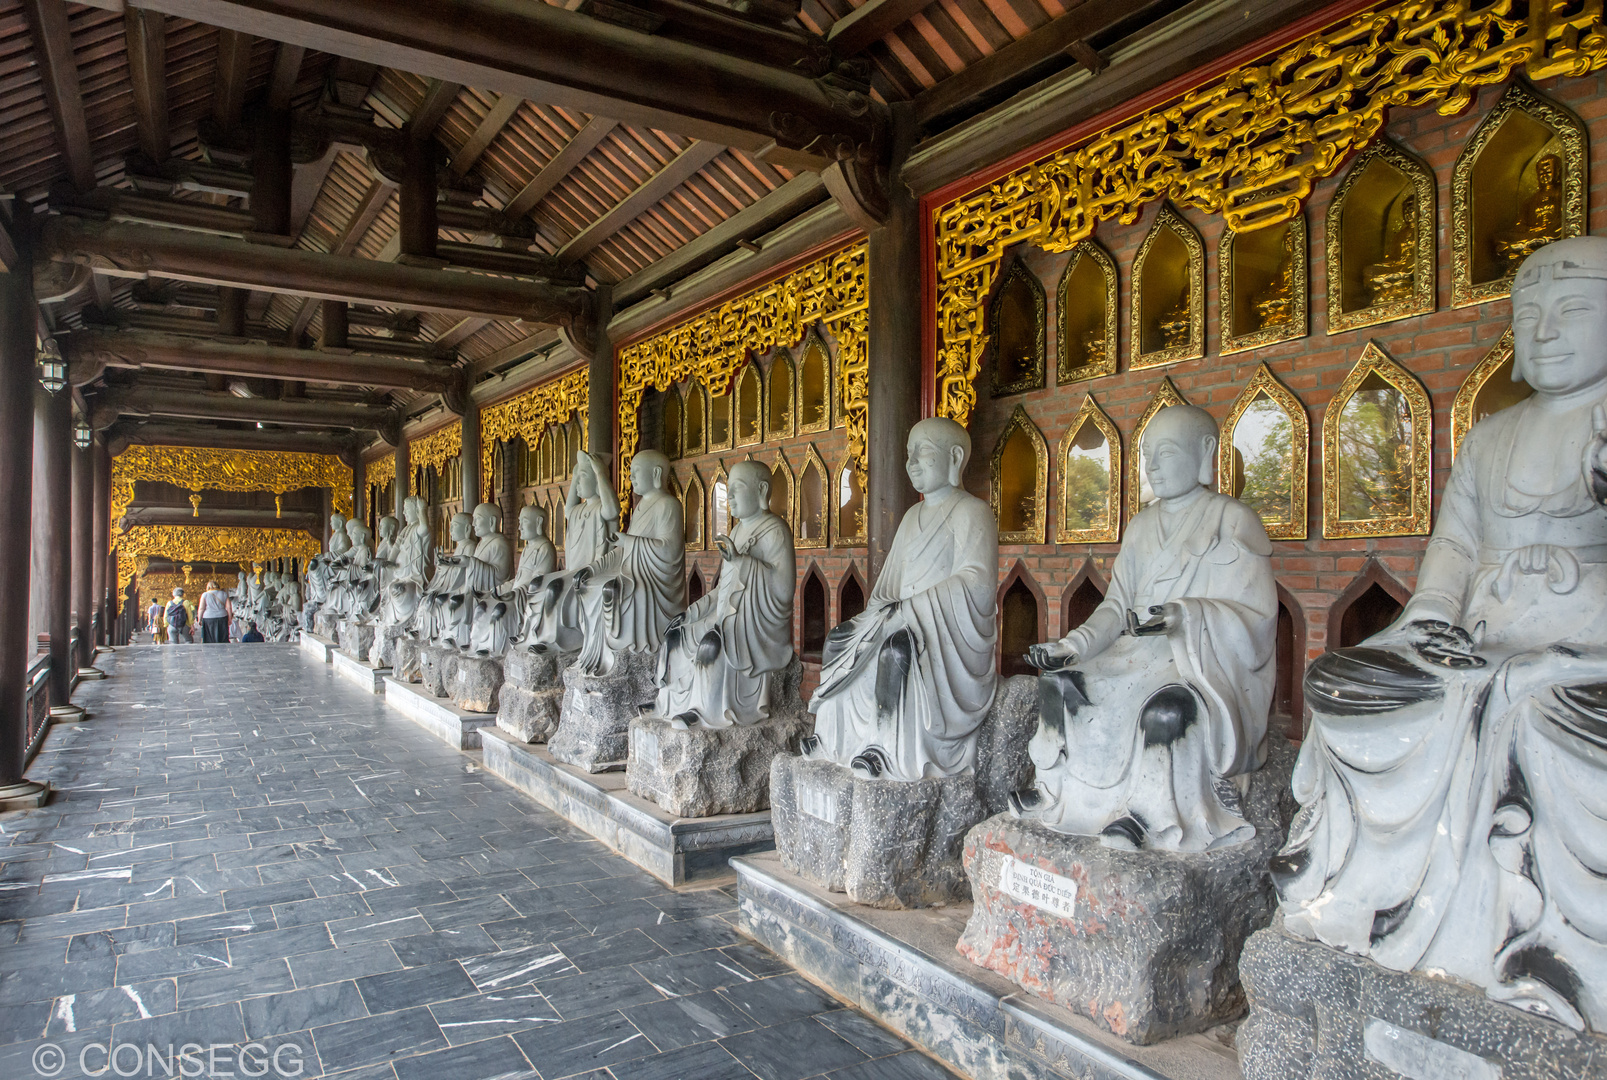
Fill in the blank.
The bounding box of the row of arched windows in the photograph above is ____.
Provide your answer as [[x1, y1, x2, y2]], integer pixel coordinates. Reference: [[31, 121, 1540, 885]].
[[659, 332, 839, 460]]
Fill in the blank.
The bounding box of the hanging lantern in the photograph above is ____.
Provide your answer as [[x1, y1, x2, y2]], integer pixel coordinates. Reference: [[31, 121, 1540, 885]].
[[189, 492, 202, 517], [37, 339, 66, 394], [73, 418, 92, 450]]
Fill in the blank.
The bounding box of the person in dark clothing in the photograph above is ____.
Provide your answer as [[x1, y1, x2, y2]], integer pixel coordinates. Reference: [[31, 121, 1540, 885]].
[[165, 589, 195, 644], [240, 622, 265, 643]]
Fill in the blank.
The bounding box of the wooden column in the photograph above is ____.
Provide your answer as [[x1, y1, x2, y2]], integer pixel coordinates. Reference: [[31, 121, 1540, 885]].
[[252, 108, 293, 236], [400, 138, 438, 259], [461, 402, 481, 508], [320, 487, 333, 552], [865, 103, 921, 584], [71, 421, 94, 669], [319, 300, 348, 349], [0, 223, 45, 802], [217, 286, 247, 336], [588, 285, 614, 463], [34, 385, 71, 706], [92, 438, 109, 648], [394, 439, 409, 516], [353, 455, 366, 530]]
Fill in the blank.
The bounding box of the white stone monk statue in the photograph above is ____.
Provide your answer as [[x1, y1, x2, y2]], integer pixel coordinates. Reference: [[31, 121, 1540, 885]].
[[658, 459, 795, 728], [370, 514, 399, 614], [1013, 403, 1278, 852], [574, 450, 685, 676], [326, 520, 374, 620], [372, 496, 434, 663], [470, 504, 553, 656], [1276, 235, 1607, 1034], [526, 450, 619, 654], [436, 503, 511, 647], [801, 417, 998, 780], [327, 512, 350, 559], [413, 511, 474, 643]]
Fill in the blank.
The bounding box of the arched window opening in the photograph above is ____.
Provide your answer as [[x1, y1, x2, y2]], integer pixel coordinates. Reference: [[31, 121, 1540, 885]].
[[801, 570, 827, 662], [1338, 583, 1403, 649], [839, 572, 866, 626], [999, 575, 1040, 678], [1063, 577, 1105, 634], [688, 567, 705, 606]]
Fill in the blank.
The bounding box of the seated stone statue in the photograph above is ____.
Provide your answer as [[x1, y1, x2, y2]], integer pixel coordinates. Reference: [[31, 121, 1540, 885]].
[[1276, 236, 1607, 1034], [378, 497, 434, 633], [574, 450, 685, 676], [801, 417, 998, 780], [469, 504, 553, 657], [370, 514, 399, 611], [326, 520, 375, 620], [657, 460, 794, 728], [1013, 404, 1278, 852], [434, 503, 512, 648], [299, 558, 327, 630], [525, 451, 618, 655], [327, 512, 351, 560], [413, 511, 474, 643]]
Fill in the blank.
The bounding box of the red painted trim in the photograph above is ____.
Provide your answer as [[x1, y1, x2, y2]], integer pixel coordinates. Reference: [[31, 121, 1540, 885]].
[[917, 0, 1385, 408]]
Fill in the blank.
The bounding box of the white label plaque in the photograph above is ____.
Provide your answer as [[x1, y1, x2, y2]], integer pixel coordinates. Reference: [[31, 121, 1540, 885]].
[[633, 728, 659, 763], [1363, 1018, 1502, 1080], [798, 786, 839, 824], [997, 857, 1078, 920]]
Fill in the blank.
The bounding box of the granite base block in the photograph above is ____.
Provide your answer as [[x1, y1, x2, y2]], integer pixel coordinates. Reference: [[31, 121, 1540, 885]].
[[330, 647, 389, 694], [547, 649, 659, 773], [418, 643, 461, 698], [369, 624, 407, 669], [480, 727, 774, 887], [338, 618, 376, 662], [314, 612, 339, 640], [1238, 921, 1607, 1080], [393, 636, 425, 683], [958, 735, 1296, 1045], [299, 631, 334, 664], [734, 851, 1241, 1080], [450, 653, 505, 713], [382, 676, 495, 750]]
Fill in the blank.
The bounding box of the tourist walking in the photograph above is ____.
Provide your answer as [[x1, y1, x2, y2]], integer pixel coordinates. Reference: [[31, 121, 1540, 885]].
[[146, 598, 164, 644], [165, 588, 195, 644], [198, 580, 232, 643]]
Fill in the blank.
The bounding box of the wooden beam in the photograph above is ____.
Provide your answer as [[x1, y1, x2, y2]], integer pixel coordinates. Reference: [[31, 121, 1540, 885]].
[[0, 214, 18, 275], [434, 317, 490, 350], [213, 28, 254, 128], [826, 0, 934, 56], [121, 506, 323, 532], [409, 78, 461, 139], [124, 8, 169, 163], [557, 140, 724, 263], [41, 217, 593, 326], [450, 93, 523, 176], [107, 419, 357, 458], [290, 173, 395, 339], [267, 42, 305, 110], [21, 0, 96, 190], [914, 0, 1172, 124], [504, 116, 617, 219], [92, 387, 400, 434]]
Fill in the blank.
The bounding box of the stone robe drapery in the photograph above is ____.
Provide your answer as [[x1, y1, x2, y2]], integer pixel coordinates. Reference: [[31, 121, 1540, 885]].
[[415, 538, 475, 642], [524, 495, 609, 653], [327, 543, 373, 620], [576, 490, 685, 675], [380, 523, 433, 632], [471, 537, 553, 656], [810, 490, 998, 781], [1032, 490, 1276, 852], [441, 536, 511, 647], [1279, 394, 1607, 1031], [658, 510, 794, 727]]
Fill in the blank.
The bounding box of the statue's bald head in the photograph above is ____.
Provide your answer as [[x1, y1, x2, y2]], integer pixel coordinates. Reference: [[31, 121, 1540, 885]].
[[1142, 404, 1218, 496], [1512, 236, 1607, 397], [631, 450, 670, 494], [1143, 403, 1217, 452], [472, 502, 500, 535], [905, 417, 971, 495]]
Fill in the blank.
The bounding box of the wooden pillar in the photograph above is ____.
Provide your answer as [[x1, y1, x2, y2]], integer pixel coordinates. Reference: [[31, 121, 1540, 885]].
[[399, 138, 438, 259], [394, 439, 409, 516], [0, 223, 45, 802], [71, 422, 94, 669], [588, 285, 613, 463], [498, 441, 519, 541], [252, 108, 293, 237], [866, 103, 921, 584], [34, 384, 71, 705], [92, 439, 109, 648], [319, 300, 348, 349], [461, 403, 481, 508], [353, 455, 367, 530], [217, 286, 247, 336], [320, 487, 333, 552]]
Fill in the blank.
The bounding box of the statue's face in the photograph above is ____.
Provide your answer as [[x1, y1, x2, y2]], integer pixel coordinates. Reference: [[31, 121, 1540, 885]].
[[473, 509, 496, 537], [905, 435, 959, 495], [1513, 273, 1607, 396], [450, 516, 471, 541], [331, 514, 345, 531], [573, 460, 596, 499], [729, 471, 766, 519], [1142, 423, 1210, 501], [380, 517, 397, 539], [630, 458, 660, 495], [519, 510, 543, 540]]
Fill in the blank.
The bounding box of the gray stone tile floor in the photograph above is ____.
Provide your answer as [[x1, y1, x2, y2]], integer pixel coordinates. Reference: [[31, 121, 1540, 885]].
[[0, 645, 960, 1080]]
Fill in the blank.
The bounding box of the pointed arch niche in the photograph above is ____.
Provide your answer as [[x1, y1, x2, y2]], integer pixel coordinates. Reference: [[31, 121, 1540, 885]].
[[1322, 342, 1432, 539], [796, 445, 829, 549], [801, 564, 828, 662], [767, 450, 794, 525], [1452, 82, 1586, 308], [989, 255, 1046, 396], [1056, 239, 1117, 385], [1127, 378, 1187, 520], [735, 360, 764, 446], [1061, 559, 1108, 636], [767, 349, 795, 440], [711, 464, 730, 537], [998, 562, 1045, 677], [1056, 394, 1120, 544], [797, 330, 833, 434], [684, 382, 707, 456], [688, 565, 706, 606], [709, 379, 733, 450], [990, 405, 1048, 544], [682, 468, 706, 552], [1326, 138, 1436, 335], [1452, 330, 1527, 457], [1220, 365, 1309, 540], [835, 460, 866, 546], [1329, 559, 1411, 650], [838, 566, 867, 626], [1131, 204, 1204, 369], [1221, 212, 1307, 355], [662, 385, 683, 460]]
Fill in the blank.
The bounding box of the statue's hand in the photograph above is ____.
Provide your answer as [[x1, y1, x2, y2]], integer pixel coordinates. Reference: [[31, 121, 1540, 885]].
[[1126, 605, 1170, 637], [574, 566, 593, 587], [714, 536, 735, 561], [1027, 642, 1075, 671], [1405, 618, 1487, 668]]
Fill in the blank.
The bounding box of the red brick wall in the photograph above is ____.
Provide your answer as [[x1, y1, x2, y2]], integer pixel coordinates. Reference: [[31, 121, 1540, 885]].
[[959, 73, 1607, 728]]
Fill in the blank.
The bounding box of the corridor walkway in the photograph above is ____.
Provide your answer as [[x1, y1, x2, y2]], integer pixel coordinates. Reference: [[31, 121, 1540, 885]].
[[0, 646, 955, 1080]]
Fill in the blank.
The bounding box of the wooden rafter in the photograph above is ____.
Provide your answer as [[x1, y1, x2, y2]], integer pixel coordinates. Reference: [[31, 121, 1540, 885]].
[[290, 173, 398, 340], [505, 116, 618, 219], [213, 28, 254, 128], [124, 8, 169, 163], [827, 0, 935, 56], [450, 93, 523, 176], [557, 141, 724, 263], [409, 79, 462, 139], [21, 0, 95, 190]]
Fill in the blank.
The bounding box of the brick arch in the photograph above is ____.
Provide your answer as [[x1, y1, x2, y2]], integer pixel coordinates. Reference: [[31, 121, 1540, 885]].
[[1327, 559, 1412, 651], [997, 559, 1046, 677], [837, 564, 868, 628], [800, 561, 828, 662], [1059, 557, 1109, 638], [687, 565, 705, 606], [1272, 582, 1308, 741]]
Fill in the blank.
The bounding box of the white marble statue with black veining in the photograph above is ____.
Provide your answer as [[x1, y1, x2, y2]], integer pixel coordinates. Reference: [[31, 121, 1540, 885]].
[[368, 514, 398, 618], [801, 417, 998, 780], [657, 459, 794, 728], [413, 512, 474, 644], [525, 451, 619, 655], [1012, 404, 1278, 853], [1276, 235, 1607, 1034], [439, 503, 511, 649], [371, 497, 434, 666], [472, 504, 556, 658]]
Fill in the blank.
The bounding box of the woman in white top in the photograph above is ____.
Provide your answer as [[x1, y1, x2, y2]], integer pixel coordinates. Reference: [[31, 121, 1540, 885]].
[[197, 581, 232, 644]]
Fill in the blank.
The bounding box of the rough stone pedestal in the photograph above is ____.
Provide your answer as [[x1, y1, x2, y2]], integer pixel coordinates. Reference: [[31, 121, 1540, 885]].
[[419, 643, 461, 699], [956, 735, 1296, 1045], [393, 636, 424, 682], [450, 653, 504, 714], [1237, 921, 1607, 1080], [314, 610, 339, 640], [547, 649, 659, 773], [338, 618, 375, 661], [770, 674, 1037, 910], [370, 624, 407, 669], [628, 659, 810, 816], [495, 647, 569, 744]]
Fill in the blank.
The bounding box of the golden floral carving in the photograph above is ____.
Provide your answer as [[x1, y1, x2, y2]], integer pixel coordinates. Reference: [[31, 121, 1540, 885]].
[[366, 453, 395, 495], [118, 526, 322, 565], [480, 369, 589, 493], [111, 445, 351, 545], [410, 420, 462, 485], [616, 240, 868, 503], [1219, 364, 1309, 540], [933, 0, 1607, 428]]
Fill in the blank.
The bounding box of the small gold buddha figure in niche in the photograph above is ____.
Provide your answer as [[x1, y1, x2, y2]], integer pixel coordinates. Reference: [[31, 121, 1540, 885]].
[[1156, 284, 1191, 348], [1495, 153, 1564, 272], [1363, 193, 1419, 306], [1080, 326, 1107, 363], [1250, 229, 1296, 329]]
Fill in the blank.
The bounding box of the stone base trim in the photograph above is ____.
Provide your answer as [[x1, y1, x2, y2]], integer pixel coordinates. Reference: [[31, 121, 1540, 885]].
[[627, 709, 811, 818], [299, 632, 335, 665], [548, 649, 659, 773], [382, 676, 495, 750], [331, 648, 389, 694], [733, 852, 1239, 1080], [481, 727, 775, 887]]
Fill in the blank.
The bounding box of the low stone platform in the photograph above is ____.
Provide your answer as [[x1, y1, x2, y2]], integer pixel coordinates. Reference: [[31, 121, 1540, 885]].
[[481, 726, 775, 887], [1238, 921, 1607, 1080], [299, 631, 335, 664], [734, 851, 1241, 1080], [548, 648, 658, 772], [330, 647, 389, 694], [382, 676, 495, 750], [338, 618, 375, 662]]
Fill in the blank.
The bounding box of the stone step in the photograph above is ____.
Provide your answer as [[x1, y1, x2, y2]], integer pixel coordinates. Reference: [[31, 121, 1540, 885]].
[[382, 675, 495, 750]]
